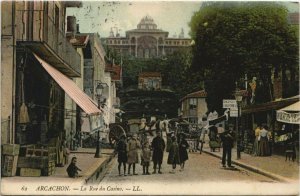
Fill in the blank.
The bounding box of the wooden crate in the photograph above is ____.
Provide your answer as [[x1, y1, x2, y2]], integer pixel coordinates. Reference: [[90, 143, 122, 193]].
[[2, 155, 18, 177], [41, 160, 56, 176], [20, 168, 41, 177], [19, 145, 35, 157], [17, 156, 49, 169], [2, 144, 20, 155]]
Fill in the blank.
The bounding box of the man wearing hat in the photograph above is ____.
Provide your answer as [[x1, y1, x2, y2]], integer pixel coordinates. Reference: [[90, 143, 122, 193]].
[[151, 130, 165, 174], [220, 124, 235, 168]]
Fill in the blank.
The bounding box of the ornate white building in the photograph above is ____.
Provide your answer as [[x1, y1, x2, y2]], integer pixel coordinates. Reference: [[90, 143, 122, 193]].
[[103, 15, 192, 59]]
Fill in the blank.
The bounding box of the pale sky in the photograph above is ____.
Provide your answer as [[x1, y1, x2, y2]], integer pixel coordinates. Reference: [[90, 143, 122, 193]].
[[66, 1, 298, 39], [66, 1, 203, 38]]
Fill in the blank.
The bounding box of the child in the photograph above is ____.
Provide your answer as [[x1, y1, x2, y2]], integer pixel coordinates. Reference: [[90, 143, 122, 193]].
[[66, 157, 81, 178], [167, 136, 180, 174], [141, 141, 151, 175], [116, 135, 127, 176]]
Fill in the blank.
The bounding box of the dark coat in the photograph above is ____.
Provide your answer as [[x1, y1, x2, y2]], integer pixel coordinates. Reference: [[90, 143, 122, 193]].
[[151, 136, 165, 164], [167, 141, 180, 165], [220, 130, 235, 148], [66, 163, 81, 178], [178, 138, 189, 162], [116, 139, 127, 163]]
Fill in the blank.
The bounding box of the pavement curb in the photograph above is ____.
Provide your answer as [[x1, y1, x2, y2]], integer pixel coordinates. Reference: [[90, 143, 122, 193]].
[[84, 153, 115, 184], [202, 150, 292, 183]]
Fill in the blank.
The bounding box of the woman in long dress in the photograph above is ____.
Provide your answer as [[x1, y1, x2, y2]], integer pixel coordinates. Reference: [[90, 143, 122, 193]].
[[167, 136, 180, 173], [252, 125, 261, 156], [258, 126, 270, 156], [178, 134, 189, 171]]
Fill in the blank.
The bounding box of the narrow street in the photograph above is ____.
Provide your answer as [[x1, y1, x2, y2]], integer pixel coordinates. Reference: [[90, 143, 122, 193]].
[[101, 152, 275, 183]]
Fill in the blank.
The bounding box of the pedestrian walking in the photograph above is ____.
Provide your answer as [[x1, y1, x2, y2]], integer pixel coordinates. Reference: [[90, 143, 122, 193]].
[[252, 125, 261, 156], [178, 133, 189, 171], [151, 130, 166, 174], [220, 124, 235, 168], [258, 125, 270, 156], [141, 141, 151, 175], [127, 134, 141, 175], [198, 127, 206, 154], [66, 157, 81, 178], [116, 135, 127, 176], [209, 125, 219, 152], [167, 136, 180, 173]]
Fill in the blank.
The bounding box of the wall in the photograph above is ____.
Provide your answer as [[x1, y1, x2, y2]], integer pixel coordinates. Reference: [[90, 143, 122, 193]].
[[1, 2, 15, 144], [64, 47, 84, 147], [197, 98, 208, 123]]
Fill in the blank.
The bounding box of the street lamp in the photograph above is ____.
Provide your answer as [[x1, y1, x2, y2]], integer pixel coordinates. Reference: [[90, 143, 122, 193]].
[[234, 90, 243, 160], [94, 82, 107, 158]]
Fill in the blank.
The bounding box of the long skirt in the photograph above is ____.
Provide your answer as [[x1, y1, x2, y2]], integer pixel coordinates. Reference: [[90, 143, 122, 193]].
[[258, 136, 270, 156]]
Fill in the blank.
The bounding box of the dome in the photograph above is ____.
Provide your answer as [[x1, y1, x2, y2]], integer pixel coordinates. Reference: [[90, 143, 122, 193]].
[[137, 15, 157, 30]]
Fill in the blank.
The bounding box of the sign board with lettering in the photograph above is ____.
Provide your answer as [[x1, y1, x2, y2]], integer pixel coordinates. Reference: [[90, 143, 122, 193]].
[[223, 99, 237, 109], [230, 110, 238, 117], [276, 111, 300, 124]]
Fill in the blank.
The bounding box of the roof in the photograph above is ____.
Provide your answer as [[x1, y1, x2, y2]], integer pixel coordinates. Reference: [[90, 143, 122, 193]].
[[278, 101, 300, 112], [180, 90, 207, 102], [66, 34, 89, 47], [105, 64, 121, 81], [139, 72, 162, 78], [242, 95, 300, 114], [288, 12, 299, 25]]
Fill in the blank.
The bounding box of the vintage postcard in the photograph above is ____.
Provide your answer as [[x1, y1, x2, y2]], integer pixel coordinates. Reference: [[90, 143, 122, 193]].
[[1, 0, 299, 195]]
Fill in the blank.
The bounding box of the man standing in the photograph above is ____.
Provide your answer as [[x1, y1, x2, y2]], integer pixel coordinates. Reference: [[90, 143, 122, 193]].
[[151, 130, 165, 174], [220, 124, 235, 168]]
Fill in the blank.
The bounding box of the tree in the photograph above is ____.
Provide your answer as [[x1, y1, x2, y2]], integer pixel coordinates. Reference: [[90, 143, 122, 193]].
[[189, 2, 298, 113]]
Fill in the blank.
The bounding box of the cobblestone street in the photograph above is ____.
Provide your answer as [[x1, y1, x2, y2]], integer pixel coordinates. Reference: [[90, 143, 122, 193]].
[[102, 152, 275, 183]]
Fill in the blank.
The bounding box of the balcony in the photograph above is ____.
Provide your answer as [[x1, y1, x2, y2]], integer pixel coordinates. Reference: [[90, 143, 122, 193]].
[[17, 10, 81, 77]]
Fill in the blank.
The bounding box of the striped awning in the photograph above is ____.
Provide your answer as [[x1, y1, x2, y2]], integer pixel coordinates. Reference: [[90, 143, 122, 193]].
[[33, 53, 101, 115]]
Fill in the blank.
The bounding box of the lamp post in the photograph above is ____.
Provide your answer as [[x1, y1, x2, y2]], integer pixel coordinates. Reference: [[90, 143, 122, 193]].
[[94, 82, 105, 158], [234, 90, 243, 160]]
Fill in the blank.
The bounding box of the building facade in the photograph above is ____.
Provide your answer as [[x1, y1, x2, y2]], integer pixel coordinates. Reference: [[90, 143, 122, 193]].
[[179, 90, 208, 124], [1, 1, 102, 172], [103, 15, 192, 59]]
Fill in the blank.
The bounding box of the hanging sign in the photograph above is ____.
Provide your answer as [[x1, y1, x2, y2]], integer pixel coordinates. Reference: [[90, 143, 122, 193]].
[[223, 99, 238, 109], [230, 110, 238, 117], [276, 111, 300, 124]]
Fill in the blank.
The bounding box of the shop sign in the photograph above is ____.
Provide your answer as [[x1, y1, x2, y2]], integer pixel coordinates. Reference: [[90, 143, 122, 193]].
[[230, 109, 238, 117], [223, 99, 237, 109], [276, 111, 300, 124]]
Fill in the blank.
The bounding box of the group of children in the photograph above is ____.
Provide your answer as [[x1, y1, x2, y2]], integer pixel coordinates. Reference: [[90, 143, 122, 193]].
[[116, 132, 190, 176], [65, 132, 190, 178]]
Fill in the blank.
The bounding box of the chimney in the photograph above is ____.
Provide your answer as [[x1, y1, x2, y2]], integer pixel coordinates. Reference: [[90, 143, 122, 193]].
[[67, 16, 76, 34]]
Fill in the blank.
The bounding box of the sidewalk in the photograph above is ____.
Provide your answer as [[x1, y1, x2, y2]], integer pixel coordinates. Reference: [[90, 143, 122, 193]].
[[1, 148, 115, 193], [202, 145, 299, 183]]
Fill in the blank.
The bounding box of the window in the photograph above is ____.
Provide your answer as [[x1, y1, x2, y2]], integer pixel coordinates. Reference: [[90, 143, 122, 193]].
[[189, 98, 197, 110]]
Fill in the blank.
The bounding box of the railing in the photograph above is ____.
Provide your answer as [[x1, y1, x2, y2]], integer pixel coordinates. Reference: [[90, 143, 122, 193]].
[[16, 10, 81, 75]]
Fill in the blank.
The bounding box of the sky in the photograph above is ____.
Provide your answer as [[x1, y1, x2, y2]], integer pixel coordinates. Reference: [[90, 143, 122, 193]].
[[66, 1, 299, 39], [66, 1, 203, 38]]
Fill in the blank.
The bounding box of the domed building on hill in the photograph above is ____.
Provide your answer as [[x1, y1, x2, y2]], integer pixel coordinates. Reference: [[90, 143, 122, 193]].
[[103, 15, 192, 59]]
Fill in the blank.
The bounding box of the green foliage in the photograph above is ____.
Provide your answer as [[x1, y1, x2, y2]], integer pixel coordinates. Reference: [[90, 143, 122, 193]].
[[189, 2, 299, 113], [121, 48, 194, 98]]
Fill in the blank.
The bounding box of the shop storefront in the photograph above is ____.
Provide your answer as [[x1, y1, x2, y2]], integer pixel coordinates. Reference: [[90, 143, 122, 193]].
[[241, 96, 299, 156], [275, 101, 299, 159], [7, 51, 101, 177]]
